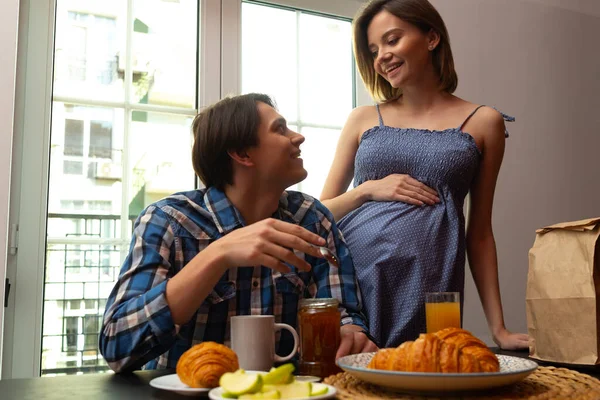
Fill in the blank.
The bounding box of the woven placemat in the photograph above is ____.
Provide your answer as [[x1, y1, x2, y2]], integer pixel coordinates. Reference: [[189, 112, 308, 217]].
[[324, 367, 600, 400]]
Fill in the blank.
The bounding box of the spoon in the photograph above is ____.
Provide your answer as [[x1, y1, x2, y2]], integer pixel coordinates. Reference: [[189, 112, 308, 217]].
[[318, 246, 339, 268]]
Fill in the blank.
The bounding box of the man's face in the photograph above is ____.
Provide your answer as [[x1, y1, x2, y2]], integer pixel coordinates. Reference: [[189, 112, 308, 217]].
[[246, 101, 307, 190]]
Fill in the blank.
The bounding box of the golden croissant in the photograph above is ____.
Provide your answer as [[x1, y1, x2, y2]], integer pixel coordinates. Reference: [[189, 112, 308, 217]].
[[368, 327, 500, 373], [176, 342, 239, 388]]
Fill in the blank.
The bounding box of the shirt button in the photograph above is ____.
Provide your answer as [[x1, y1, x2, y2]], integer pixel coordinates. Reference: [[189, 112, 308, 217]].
[[253, 280, 259, 288]]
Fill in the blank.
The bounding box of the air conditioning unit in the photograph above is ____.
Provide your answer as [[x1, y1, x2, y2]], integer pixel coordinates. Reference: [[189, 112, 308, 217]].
[[94, 162, 122, 181]]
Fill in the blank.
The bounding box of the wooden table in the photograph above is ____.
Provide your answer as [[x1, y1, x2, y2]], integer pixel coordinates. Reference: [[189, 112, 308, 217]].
[[0, 368, 184, 400], [0, 349, 597, 400], [493, 348, 599, 379]]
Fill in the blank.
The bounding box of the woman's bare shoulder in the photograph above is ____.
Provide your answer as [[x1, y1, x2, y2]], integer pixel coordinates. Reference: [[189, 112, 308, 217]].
[[453, 96, 503, 122], [466, 106, 506, 140], [345, 105, 380, 132], [472, 106, 505, 126], [348, 104, 378, 121]]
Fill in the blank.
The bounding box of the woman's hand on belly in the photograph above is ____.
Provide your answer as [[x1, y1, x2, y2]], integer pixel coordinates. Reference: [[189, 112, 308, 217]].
[[361, 174, 440, 206]]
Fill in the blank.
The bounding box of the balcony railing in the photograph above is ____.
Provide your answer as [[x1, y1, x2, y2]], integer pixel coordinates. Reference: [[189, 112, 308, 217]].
[[42, 212, 137, 376]]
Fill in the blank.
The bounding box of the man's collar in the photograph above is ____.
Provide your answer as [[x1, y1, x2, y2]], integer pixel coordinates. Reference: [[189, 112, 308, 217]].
[[204, 188, 309, 235], [204, 187, 246, 235], [277, 191, 312, 227]]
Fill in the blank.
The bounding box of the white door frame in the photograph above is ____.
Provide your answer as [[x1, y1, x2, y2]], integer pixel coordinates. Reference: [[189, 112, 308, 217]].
[[0, 0, 21, 380], [2, 0, 55, 379]]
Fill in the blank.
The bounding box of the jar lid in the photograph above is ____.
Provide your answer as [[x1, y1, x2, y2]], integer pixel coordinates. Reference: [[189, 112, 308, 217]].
[[298, 298, 339, 309]]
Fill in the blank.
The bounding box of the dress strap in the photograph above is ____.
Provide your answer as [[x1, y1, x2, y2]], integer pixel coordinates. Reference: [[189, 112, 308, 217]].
[[375, 104, 384, 127], [458, 105, 486, 131], [459, 105, 515, 138]]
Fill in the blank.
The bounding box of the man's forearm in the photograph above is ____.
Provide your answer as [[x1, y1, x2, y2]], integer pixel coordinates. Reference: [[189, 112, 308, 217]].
[[100, 244, 229, 372], [100, 279, 177, 372], [166, 243, 229, 325]]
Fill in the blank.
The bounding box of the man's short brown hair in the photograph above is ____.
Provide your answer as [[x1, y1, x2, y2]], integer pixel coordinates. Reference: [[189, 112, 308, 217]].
[[191, 93, 275, 190]]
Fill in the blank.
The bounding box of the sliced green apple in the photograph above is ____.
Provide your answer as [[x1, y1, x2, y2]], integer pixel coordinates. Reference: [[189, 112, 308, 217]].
[[219, 372, 263, 396], [262, 363, 295, 385], [310, 383, 328, 396]]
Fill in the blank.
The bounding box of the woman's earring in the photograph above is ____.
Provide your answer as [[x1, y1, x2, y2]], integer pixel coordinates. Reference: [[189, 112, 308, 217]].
[[429, 45, 434, 51]]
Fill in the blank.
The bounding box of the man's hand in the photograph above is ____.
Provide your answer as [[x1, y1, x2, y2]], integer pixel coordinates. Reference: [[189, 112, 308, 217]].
[[335, 324, 378, 360], [212, 218, 326, 273]]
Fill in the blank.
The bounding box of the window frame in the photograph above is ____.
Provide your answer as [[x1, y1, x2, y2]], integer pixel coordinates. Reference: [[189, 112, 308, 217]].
[[224, 0, 370, 103], [3, 0, 368, 378], [240, 0, 361, 196], [3, 0, 215, 379]]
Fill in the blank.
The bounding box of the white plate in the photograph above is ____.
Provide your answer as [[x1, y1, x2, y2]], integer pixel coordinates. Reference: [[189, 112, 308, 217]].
[[208, 383, 336, 400], [149, 374, 211, 397], [337, 353, 538, 394]]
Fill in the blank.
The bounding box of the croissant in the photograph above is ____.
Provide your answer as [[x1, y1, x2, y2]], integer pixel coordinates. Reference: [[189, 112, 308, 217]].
[[176, 342, 239, 388], [368, 327, 499, 373]]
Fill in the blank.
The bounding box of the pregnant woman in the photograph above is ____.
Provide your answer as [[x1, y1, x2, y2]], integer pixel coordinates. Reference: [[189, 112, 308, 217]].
[[320, 0, 528, 350]]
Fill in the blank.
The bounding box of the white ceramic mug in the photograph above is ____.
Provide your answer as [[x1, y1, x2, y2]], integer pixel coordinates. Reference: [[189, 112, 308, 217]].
[[230, 315, 299, 371]]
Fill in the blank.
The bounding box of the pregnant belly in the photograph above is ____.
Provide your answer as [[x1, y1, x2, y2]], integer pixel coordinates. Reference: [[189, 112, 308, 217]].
[[339, 201, 446, 252], [338, 201, 462, 286], [338, 201, 465, 347]]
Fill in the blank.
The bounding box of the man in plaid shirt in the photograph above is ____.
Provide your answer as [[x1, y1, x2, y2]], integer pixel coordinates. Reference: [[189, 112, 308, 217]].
[[99, 93, 377, 372]]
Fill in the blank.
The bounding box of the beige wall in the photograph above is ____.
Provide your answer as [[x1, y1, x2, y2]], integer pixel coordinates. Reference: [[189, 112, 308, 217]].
[[428, 0, 600, 343]]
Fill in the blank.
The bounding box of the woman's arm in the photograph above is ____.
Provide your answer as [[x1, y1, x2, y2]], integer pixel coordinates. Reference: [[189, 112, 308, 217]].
[[466, 107, 529, 350], [320, 106, 372, 221], [321, 106, 439, 221]]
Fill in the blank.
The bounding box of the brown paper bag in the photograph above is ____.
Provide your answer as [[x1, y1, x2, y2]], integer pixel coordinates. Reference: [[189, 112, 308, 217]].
[[526, 217, 600, 365]]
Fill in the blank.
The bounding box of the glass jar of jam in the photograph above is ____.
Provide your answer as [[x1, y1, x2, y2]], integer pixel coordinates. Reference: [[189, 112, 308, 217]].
[[297, 298, 342, 378]]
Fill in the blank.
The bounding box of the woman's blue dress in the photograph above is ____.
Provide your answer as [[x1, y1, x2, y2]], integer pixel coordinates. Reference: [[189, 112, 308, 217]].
[[338, 105, 512, 348]]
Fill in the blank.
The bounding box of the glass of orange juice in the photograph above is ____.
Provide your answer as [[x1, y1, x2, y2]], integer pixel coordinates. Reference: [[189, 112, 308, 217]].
[[425, 292, 461, 333]]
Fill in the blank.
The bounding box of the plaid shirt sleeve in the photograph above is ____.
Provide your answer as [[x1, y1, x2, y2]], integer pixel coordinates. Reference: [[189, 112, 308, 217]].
[[311, 201, 368, 332], [99, 206, 178, 373]]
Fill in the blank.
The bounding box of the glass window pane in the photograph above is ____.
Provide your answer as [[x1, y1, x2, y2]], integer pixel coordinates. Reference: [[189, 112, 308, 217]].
[[89, 121, 113, 159], [84, 334, 98, 351], [63, 317, 79, 352], [70, 300, 81, 310], [242, 2, 354, 199], [296, 127, 341, 198], [63, 161, 83, 175], [44, 0, 199, 376], [48, 103, 124, 217], [131, 0, 198, 108], [64, 119, 84, 156], [128, 112, 195, 213], [42, 244, 123, 374], [53, 2, 124, 101], [42, 301, 65, 336], [299, 14, 353, 126], [242, 3, 298, 121]]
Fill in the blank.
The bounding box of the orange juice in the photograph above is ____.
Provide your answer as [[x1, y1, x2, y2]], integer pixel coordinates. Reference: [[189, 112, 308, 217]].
[[425, 301, 461, 333]]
